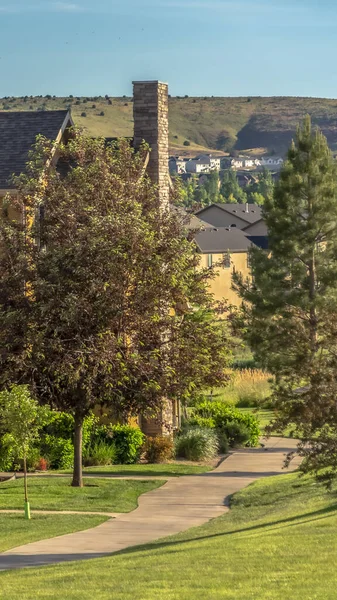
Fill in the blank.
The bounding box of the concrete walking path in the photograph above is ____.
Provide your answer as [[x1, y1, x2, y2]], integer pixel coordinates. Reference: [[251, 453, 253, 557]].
[[0, 437, 301, 571]]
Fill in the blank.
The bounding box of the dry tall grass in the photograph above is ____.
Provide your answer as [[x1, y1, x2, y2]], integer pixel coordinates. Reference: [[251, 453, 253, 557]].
[[217, 369, 272, 408]]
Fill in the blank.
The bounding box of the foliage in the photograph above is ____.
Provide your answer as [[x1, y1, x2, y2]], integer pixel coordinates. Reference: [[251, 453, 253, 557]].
[[109, 425, 145, 465], [216, 430, 229, 453], [220, 170, 247, 204], [223, 421, 250, 448], [143, 436, 174, 463], [41, 435, 74, 470], [0, 433, 16, 471], [175, 427, 219, 461], [83, 441, 117, 467], [233, 116, 337, 480], [0, 386, 50, 462], [0, 130, 230, 486], [193, 401, 260, 447], [36, 457, 48, 471], [188, 415, 216, 429]]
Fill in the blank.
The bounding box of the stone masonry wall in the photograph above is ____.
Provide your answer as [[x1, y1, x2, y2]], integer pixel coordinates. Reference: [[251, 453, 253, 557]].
[[133, 81, 173, 436], [133, 81, 170, 209]]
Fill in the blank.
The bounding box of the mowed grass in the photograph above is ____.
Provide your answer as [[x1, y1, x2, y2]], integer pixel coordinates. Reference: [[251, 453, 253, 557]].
[[67, 463, 212, 477], [0, 477, 163, 513], [1, 472, 337, 599], [0, 513, 107, 553]]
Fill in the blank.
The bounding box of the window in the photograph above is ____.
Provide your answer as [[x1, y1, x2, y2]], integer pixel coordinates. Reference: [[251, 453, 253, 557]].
[[208, 254, 213, 268], [223, 251, 231, 269]]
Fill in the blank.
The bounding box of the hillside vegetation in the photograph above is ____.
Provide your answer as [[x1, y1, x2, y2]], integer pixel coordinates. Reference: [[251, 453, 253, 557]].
[[2, 94, 337, 155]]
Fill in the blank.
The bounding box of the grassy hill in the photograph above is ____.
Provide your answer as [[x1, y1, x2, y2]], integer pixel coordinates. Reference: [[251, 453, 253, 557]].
[[2, 94, 337, 156]]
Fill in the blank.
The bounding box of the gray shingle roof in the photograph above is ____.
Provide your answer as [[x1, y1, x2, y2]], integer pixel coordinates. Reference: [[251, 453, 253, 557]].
[[196, 203, 263, 225], [0, 111, 70, 189], [195, 227, 255, 253]]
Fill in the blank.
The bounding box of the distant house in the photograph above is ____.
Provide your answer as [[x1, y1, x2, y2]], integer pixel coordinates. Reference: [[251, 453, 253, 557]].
[[230, 157, 261, 170], [194, 226, 262, 306], [195, 202, 263, 230], [185, 154, 221, 174], [260, 157, 284, 169], [169, 156, 187, 174]]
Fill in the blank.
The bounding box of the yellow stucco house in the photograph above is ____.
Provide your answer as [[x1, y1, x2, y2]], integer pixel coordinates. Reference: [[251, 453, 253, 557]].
[[191, 203, 268, 306]]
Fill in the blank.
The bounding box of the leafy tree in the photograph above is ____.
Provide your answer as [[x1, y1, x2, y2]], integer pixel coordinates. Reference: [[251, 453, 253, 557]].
[[247, 167, 274, 205], [0, 385, 50, 517], [233, 116, 337, 483], [0, 131, 230, 487], [220, 170, 247, 204], [204, 171, 220, 204]]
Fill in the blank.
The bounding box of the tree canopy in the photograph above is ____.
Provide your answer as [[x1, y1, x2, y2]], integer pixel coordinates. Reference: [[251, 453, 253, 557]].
[[0, 130, 230, 486], [233, 116, 337, 483]]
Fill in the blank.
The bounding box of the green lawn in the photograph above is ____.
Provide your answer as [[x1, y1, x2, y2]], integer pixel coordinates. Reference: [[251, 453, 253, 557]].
[[1, 471, 337, 599], [0, 513, 107, 554], [63, 463, 212, 477], [0, 477, 163, 513]]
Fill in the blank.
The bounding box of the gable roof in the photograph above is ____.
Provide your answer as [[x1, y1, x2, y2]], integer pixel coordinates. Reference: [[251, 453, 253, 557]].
[[0, 110, 72, 189], [196, 203, 263, 225], [194, 227, 255, 253]]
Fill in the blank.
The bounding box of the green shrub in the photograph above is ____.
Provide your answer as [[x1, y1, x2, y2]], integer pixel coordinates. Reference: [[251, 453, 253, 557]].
[[144, 436, 174, 463], [0, 433, 15, 471], [83, 441, 117, 466], [194, 401, 260, 447], [217, 430, 229, 454], [41, 435, 74, 469], [110, 425, 145, 464], [223, 421, 250, 448], [188, 416, 215, 429], [175, 428, 219, 461], [41, 412, 96, 453]]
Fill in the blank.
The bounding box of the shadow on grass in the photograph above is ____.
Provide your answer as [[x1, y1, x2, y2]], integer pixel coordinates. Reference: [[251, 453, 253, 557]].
[[111, 503, 337, 557], [80, 469, 206, 478]]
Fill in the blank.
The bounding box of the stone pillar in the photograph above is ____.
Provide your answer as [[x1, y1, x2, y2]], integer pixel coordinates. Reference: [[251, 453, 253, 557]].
[[133, 81, 170, 209], [133, 81, 174, 437]]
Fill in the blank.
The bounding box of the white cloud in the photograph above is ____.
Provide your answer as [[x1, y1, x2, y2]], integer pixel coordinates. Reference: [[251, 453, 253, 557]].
[[0, 1, 86, 13], [51, 2, 85, 11], [157, 0, 304, 13]]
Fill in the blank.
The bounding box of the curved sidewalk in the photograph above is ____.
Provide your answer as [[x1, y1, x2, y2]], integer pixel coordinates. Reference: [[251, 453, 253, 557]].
[[0, 437, 301, 571]]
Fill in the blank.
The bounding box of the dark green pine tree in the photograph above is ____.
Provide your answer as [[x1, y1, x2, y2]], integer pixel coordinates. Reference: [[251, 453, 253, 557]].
[[220, 170, 247, 204], [233, 116, 337, 483]]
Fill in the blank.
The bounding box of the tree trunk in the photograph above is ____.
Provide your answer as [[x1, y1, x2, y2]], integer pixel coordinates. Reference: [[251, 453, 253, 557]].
[[308, 252, 318, 358], [23, 455, 28, 503], [72, 411, 83, 488]]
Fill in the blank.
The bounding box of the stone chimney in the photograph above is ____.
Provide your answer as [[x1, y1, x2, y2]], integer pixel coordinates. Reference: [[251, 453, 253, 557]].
[[133, 81, 170, 208]]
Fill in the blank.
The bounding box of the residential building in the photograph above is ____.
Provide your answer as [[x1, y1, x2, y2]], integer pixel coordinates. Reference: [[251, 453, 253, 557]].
[[195, 202, 263, 230], [260, 157, 284, 169], [0, 110, 73, 207], [169, 156, 186, 174], [185, 154, 221, 174], [195, 227, 262, 306], [229, 157, 261, 170]]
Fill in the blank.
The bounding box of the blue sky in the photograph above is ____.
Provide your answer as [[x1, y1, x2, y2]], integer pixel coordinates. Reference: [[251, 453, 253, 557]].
[[0, 0, 336, 97]]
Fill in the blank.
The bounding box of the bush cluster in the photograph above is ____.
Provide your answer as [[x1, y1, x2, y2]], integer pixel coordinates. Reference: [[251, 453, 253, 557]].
[[0, 409, 146, 471], [193, 401, 260, 447], [144, 436, 174, 463], [175, 428, 218, 461]]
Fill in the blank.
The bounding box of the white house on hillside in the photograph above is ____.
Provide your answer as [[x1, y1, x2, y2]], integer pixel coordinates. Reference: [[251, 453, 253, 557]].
[[169, 156, 187, 174], [185, 154, 221, 174], [260, 157, 284, 169]]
